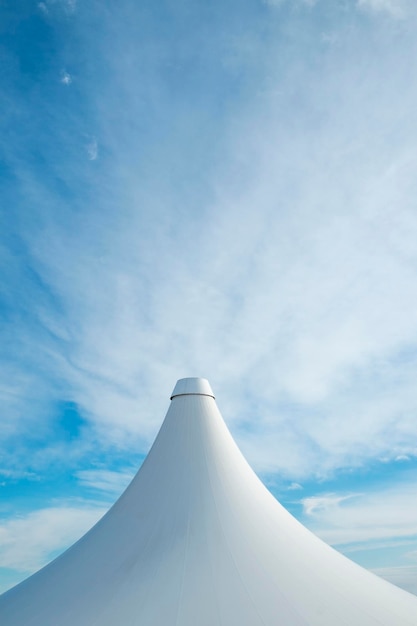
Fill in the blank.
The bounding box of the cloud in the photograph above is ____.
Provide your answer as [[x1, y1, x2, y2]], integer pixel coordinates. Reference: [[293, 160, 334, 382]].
[[86, 137, 98, 160], [298, 479, 417, 593], [65, 0, 77, 12], [406, 549, 417, 561], [38, 0, 77, 16], [0, 505, 106, 579], [38, 2, 48, 15], [299, 480, 417, 546], [264, 0, 317, 7], [357, 0, 408, 17], [302, 493, 359, 516], [3, 0, 417, 484], [76, 468, 136, 497], [60, 70, 72, 85]]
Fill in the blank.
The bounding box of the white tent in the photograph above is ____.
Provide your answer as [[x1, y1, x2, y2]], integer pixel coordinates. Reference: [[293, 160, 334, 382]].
[[1, 377, 416, 625]]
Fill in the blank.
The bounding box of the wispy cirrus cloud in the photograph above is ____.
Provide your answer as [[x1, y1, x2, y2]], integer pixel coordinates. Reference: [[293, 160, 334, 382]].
[[3, 0, 417, 481], [76, 468, 136, 497], [302, 493, 359, 516]]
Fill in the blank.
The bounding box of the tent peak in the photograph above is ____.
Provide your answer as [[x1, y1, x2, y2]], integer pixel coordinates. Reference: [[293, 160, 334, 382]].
[[170, 377, 215, 400]]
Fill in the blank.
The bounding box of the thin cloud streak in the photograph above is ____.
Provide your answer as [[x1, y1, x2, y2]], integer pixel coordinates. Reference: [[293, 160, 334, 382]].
[[76, 469, 136, 496]]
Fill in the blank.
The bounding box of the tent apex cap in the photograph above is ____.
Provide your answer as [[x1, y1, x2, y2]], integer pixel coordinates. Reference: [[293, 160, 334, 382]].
[[170, 377, 215, 400]]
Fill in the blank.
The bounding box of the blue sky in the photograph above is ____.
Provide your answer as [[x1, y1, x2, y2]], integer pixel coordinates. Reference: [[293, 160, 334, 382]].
[[1, 0, 417, 596]]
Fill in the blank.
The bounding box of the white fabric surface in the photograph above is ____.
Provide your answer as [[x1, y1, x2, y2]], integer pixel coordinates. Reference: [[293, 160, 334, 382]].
[[1, 378, 416, 625]]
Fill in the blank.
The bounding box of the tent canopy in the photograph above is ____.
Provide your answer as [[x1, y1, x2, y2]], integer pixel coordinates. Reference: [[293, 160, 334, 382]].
[[1, 377, 416, 625]]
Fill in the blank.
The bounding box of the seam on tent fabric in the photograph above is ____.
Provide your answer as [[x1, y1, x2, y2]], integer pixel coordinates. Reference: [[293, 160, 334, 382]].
[[174, 403, 192, 626]]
